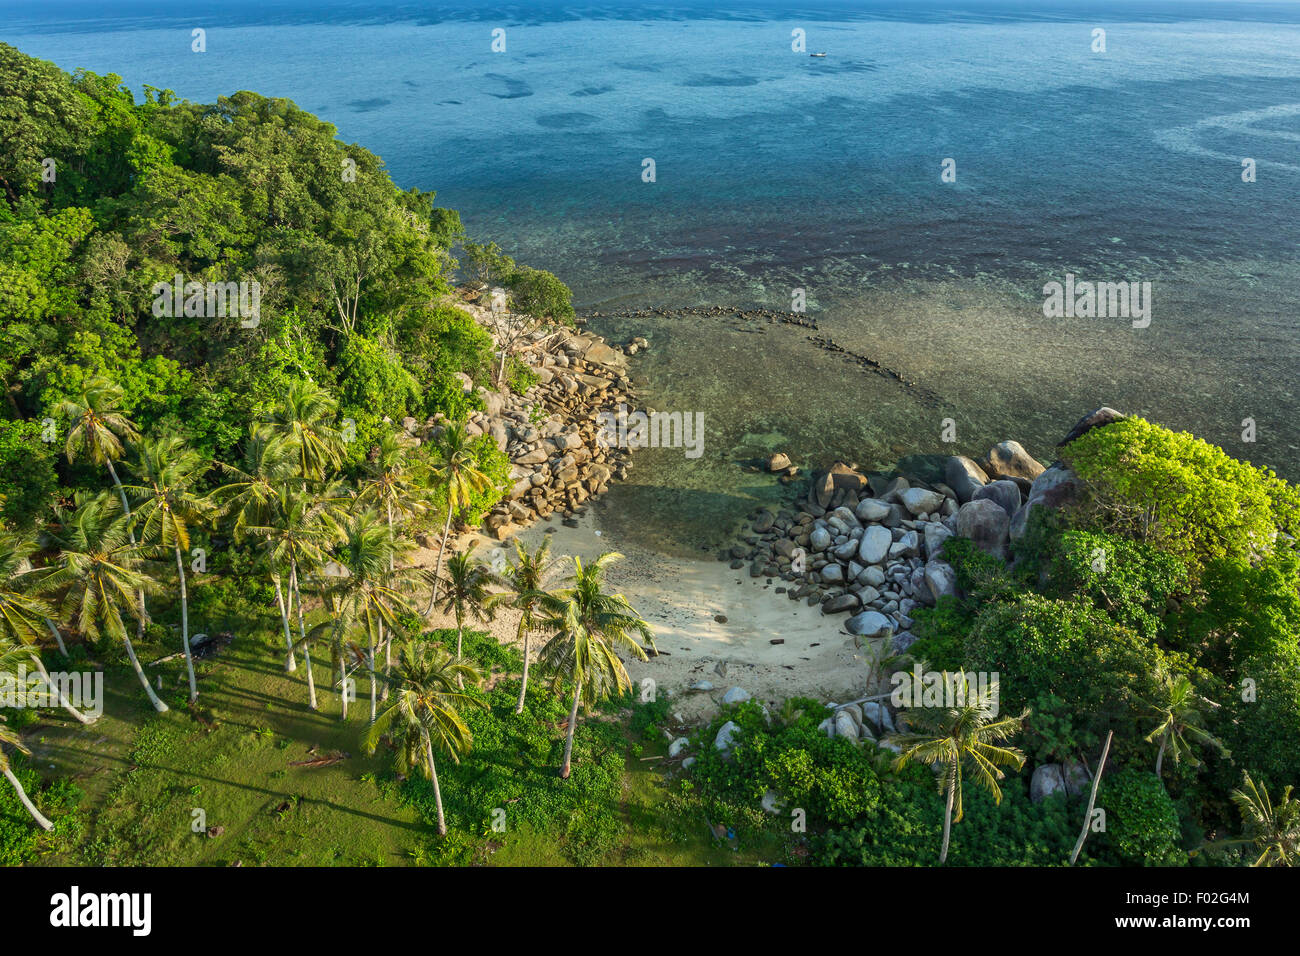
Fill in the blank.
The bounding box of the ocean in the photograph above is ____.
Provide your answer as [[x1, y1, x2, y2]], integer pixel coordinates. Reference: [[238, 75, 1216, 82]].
[[5, 0, 1299, 553]]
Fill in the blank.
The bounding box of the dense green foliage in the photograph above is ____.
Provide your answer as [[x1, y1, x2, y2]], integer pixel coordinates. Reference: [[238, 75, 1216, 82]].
[[898, 415, 1300, 864], [0, 43, 571, 505]]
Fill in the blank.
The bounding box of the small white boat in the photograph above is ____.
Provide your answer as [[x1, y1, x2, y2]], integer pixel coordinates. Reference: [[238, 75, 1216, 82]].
[[810, 52, 827, 57]]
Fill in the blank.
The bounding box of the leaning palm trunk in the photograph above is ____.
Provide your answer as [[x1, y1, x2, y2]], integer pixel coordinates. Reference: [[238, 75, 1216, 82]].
[[2, 765, 53, 830], [28, 654, 94, 724], [560, 684, 581, 779], [43, 619, 68, 657], [425, 508, 454, 612], [174, 546, 197, 701], [1071, 731, 1114, 866], [272, 575, 297, 672], [289, 561, 316, 710], [455, 616, 465, 689], [123, 634, 168, 712], [939, 776, 956, 864], [107, 458, 150, 624], [1155, 732, 1168, 778], [424, 730, 447, 836], [514, 619, 531, 715]]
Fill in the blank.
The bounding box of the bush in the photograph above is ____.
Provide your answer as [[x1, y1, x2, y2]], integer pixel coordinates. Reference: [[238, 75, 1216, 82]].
[[1097, 769, 1186, 866], [964, 594, 1171, 760], [689, 699, 884, 828], [504, 356, 539, 396], [1215, 648, 1300, 796], [505, 265, 575, 324], [1044, 530, 1190, 642], [1064, 417, 1300, 567]]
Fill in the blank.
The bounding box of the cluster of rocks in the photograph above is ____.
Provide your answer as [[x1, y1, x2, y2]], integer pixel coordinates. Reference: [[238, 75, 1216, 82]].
[[727, 439, 1054, 652], [400, 301, 652, 542]]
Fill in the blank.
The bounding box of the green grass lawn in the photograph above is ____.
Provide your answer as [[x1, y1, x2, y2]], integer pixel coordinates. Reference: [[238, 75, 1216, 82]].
[[14, 618, 795, 867]]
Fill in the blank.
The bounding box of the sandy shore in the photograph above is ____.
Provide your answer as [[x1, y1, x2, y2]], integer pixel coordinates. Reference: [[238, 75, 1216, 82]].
[[412, 507, 882, 726]]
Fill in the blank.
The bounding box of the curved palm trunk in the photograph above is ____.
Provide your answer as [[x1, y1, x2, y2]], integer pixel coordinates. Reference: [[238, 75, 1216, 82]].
[[290, 560, 316, 710], [273, 575, 297, 672], [424, 731, 447, 836], [455, 612, 465, 690], [122, 633, 168, 712], [1155, 732, 1168, 778], [560, 683, 581, 779], [28, 654, 94, 724], [105, 458, 133, 525], [425, 508, 454, 613], [514, 618, 531, 715], [939, 775, 955, 865], [106, 458, 150, 630], [174, 547, 197, 702], [2, 765, 53, 830], [43, 619, 68, 657]]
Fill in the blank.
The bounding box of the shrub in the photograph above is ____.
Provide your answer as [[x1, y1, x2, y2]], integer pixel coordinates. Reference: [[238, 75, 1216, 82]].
[[689, 699, 883, 828], [1097, 769, 1186, 866], [1064, 416, 1300, 567], [1044, 530, 1190, 642], [964, 593, 1171, 760]]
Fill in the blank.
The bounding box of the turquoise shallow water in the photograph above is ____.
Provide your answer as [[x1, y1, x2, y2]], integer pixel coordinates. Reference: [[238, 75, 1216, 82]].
[[5, 1, 1299, 552]]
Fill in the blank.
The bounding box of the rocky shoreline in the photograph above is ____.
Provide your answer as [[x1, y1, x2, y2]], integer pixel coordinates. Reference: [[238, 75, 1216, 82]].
[[399, 299, 648, 543], [722, 408, 1125, 656]]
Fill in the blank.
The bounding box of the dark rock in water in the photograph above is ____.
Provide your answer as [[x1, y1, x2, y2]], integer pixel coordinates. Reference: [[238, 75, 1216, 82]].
[[972, 479, 1022, 519], [562, 517, 580, 528], [1058, 406, 1125, 447], [729, 559, 745, 570], [944, 455, 990, 503], [714, 614, 728, 624], [752, 509, 775, 533]]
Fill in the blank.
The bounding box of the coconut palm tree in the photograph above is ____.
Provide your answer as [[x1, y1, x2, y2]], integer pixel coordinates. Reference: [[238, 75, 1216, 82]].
[[535, 552, 654, 779], [0, 708, 53, 830], [1228, 773, 1300, 867], [424, 423, 493, 610], [426, 541, 495, 687], [245, 487, 339, 709], [365, 640, 483, 835], [356, 429, 426, 571], [487, 538, 555, 713], [257, 379, 344, 485], [1142, 671, 1228, 778], [213, 434, 300, 670], [889, 676, 1027, 864], [59, 375, 139, 523], [40, 494, 166, 712], [124, 434, 214, 703], [59, 375, 143, 655], [356, 428, 427, 692], [0, 536, 95, 724], [326, 509, 417, 721]]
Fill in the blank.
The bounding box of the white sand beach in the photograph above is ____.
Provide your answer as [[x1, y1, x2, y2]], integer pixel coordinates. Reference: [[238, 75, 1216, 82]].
[[413, 509, 882, 725]]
